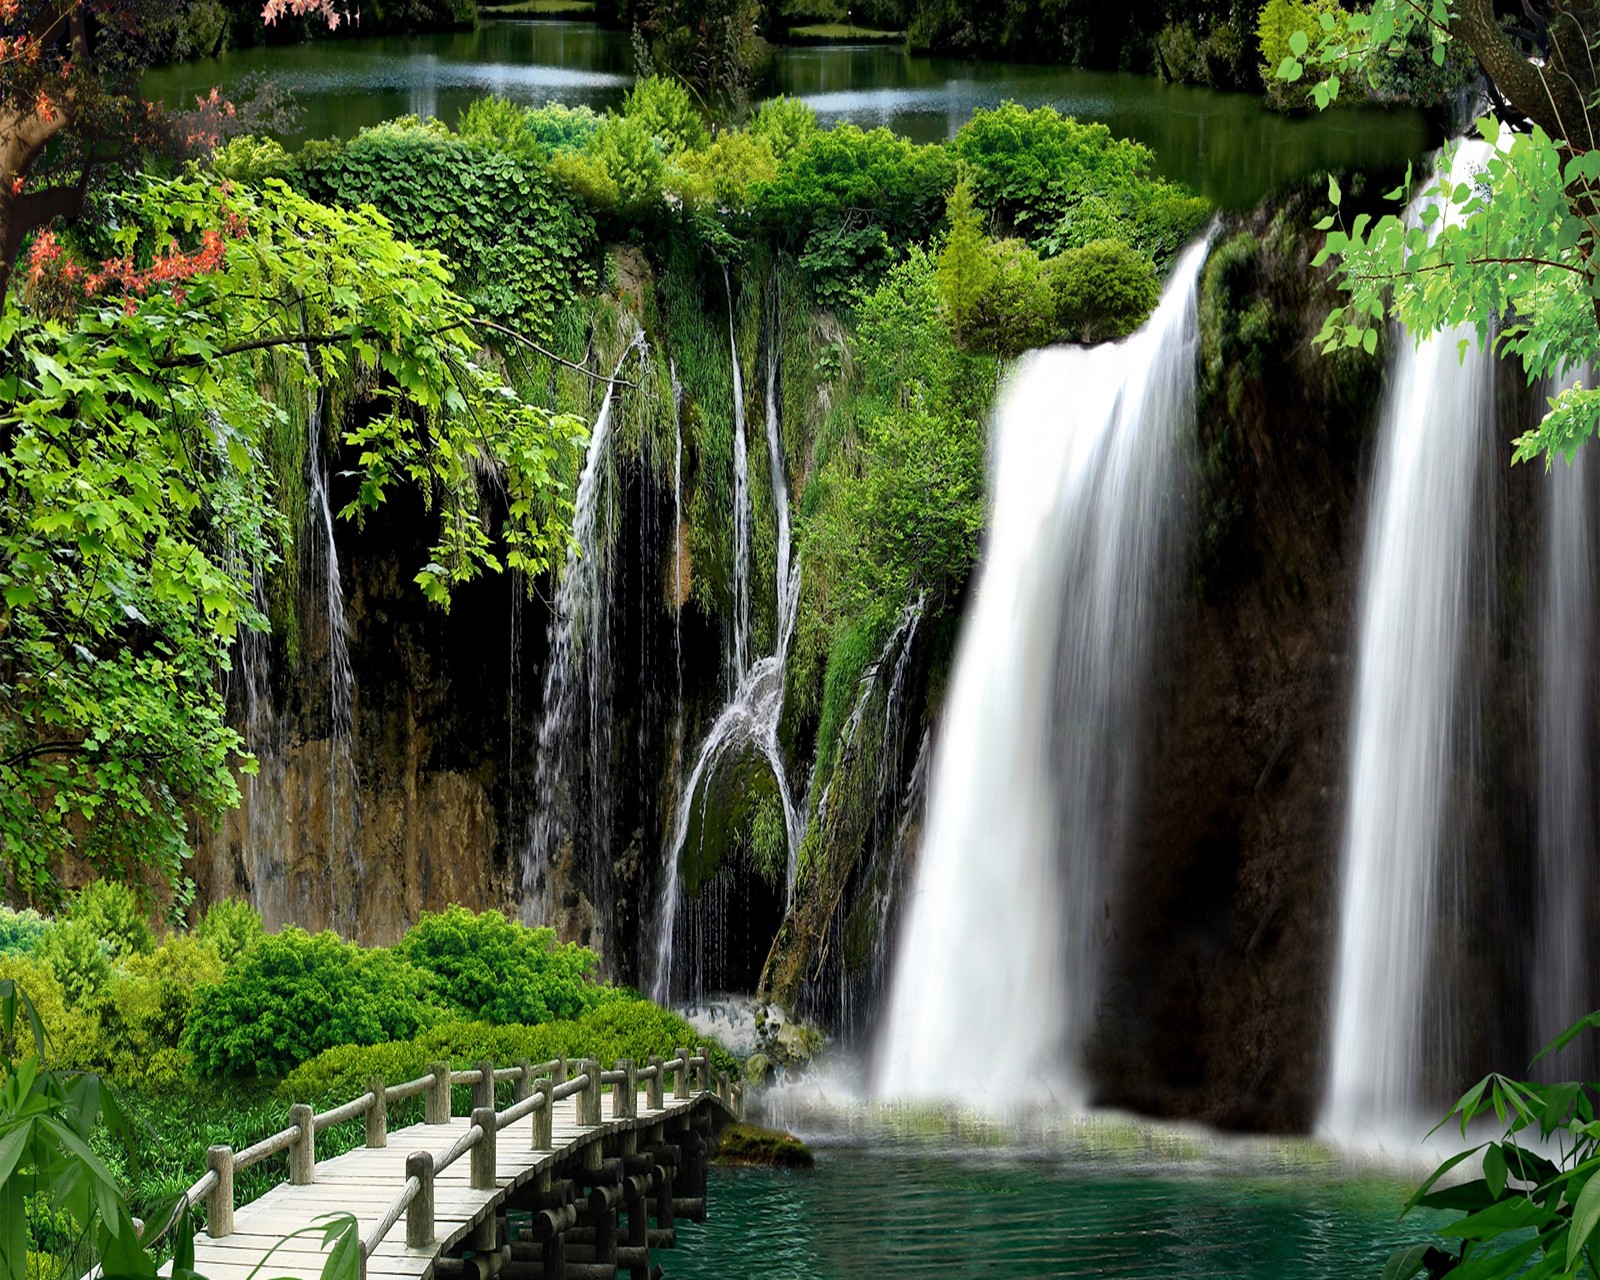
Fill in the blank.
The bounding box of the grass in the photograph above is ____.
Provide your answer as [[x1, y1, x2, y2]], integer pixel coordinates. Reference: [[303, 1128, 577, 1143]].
[[480, 0, 596, 14], [786, 23, 903, 42]]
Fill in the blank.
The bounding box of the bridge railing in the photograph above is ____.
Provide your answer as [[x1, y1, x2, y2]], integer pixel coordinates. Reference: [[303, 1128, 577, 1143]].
[[168, 1045, 741, 1273]]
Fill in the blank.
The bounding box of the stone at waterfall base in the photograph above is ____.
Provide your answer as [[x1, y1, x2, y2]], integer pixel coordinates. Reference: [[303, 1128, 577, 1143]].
[[714, 1124, 814, 1168]]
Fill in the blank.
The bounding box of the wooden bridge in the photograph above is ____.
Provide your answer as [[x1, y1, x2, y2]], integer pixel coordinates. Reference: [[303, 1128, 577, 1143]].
[[166, 1049, 743, 1280]]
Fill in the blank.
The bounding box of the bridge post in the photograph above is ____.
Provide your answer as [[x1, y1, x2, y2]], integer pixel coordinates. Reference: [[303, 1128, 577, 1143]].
[[612, 1059, 634, 1120], [647, 1055, 664, 1110], [732, 1082, 744, 1120], [672, 1047, 689, 1099], [552, 1056, 568, 1087], [532, 1077, 553, 1149], [692, 1047, 705, 1093], [426, 1061, 451, 1124], [578, 1058, 602, 1126], [470, 1107, 498, 1191], [289, 1104, 315, 1185], [205, 1145, 234, 1238], [405, 1151, 435, 1248], [472, 1060, 495, 1113], [365, 1076, 387, 1148], [513, 1059, 533, 1105]]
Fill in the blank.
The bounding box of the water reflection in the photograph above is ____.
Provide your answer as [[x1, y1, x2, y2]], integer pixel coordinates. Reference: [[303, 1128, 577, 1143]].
[[675, 1146, 1440, 1279], [145, 21, 1436, 208]]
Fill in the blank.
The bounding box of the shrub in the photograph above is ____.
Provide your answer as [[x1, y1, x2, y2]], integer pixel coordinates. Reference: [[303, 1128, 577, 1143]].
[[674, 131, 777, 210], [66, 880, 153, 959], [548, 116, 668, 218], [951, 102, 1152, 238], [280, 1002, 739, 1101], [750, 95, 817, 162], [397, 906, 605, 1026], [194, 898, 264, 965], [938, 181, 1057, 358], [209, 135, 295, 185], [623, 76, 709, 153], [183, 928, 437, 1078], [0, 955, 99, 1068], [1047, 238, 1162, 343], [1256, 0, 1344, 111], [34, 919, 112, 1008], [294, 119, 598, 332], [456, 97, 544, 158], [797, 223, 894, 310], [521, 103, 604, 155], [1041, 184, 1212, 270], [0, 907, 48, 957], [753, 125, 956, 252], [96, 935, 226, 1085]]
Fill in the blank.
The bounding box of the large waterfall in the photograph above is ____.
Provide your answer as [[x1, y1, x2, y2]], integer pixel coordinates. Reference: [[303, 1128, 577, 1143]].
[[873, 239, 1207, 1102], [1319, 144, 1496, 1144]]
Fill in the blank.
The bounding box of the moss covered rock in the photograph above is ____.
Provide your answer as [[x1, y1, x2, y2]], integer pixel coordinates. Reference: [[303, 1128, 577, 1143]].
[[715, 1123, 814, 1168]]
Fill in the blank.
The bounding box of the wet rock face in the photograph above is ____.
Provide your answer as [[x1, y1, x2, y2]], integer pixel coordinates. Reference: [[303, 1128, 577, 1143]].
[[1087, 203, 1380, 1132]]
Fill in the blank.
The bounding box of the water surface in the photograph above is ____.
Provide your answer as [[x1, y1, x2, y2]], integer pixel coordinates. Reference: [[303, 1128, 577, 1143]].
[[144, 22, 1436, 208], [675, 1145, 1441, 1278]]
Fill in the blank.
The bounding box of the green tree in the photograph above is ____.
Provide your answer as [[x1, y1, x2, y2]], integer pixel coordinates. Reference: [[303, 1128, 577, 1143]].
[[1047, 238, 1162, 342], [1, 172, 583, 903], [1285, 2, 1600, 462]]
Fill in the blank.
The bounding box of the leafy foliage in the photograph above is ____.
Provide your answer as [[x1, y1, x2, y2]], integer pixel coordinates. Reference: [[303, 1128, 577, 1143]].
[[1, 171, 584, 898], [182, 928, 435, 1078], [293, 119, 598, 331], [32, 925, 112, 1011], [397, 907, 606, 1026], [280, 1004, 738, 1101], [1048, 238, 1162, 342], [193, 899, 264, 966], [1255, 0, 1343, 111], [64, 883, 152, 962], [1385, 1014, 1600, 1279], [623, 76, 709, 154]]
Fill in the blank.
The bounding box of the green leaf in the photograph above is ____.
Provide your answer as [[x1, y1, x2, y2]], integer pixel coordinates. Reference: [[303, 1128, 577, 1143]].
[[1483, 1142, 1507, 1198], [1569, 1169, 1600, 1268], [1328, 175, 1342, 207], [1289, 29, 1309, 55], [1382, 1243, 1432, 1280]]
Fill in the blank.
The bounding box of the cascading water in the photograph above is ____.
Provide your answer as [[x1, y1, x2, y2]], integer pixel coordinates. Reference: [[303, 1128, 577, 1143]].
[[524, 333, 645, 912], [727, 271, 753, 683], [1534, 376, 1599, 1075], [652, 286, 802, 1002], [303, 383, 362, 931], [873, 239, 1207, 1103], [1319, 142, 1496, 1145]]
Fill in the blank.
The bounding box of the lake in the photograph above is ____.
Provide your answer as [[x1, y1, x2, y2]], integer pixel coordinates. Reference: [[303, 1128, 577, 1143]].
[[143, 20, 1438, 208]]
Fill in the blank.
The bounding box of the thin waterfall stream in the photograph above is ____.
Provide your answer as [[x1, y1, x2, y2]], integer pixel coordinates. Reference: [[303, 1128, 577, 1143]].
[[874, 239, 1207, 1102], [524, 332, 646, 912], [652, 285, 802, 1003]]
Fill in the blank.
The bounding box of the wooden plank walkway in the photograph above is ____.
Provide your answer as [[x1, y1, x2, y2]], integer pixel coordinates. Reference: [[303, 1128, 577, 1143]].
[[135, 1052, 742, 1280]]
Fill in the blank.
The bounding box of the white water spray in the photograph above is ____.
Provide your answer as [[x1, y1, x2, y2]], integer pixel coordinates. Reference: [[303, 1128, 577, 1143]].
[[874, 239, 1207, 1103]]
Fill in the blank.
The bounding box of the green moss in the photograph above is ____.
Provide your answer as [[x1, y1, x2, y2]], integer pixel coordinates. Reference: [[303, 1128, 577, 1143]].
[[715, 1123, 815, 1167]]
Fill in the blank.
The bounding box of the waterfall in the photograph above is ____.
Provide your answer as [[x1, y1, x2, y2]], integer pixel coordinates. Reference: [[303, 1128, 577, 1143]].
[[524, 333, 645, 910], [652, 282, 802, 1002], [728, 270, 753, 683], [236, 567, 290, 927], [1319, 142, 1496, 1144], [873, 239, 1207, 1103], [303, 383, 362, 932], [1534, 377, 1599, 1074]]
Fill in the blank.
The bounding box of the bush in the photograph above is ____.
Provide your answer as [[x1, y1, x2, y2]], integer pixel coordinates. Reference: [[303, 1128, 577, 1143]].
[[1047, 238, 1161, 343], [951, 102, 1152, 238], [34, 919, 112, 1007], [1256, 0, 1344, 111], [209, 134, 295, 185], [456, 97, 545, 158], [749, 95, 817, 161], [674, 131, 777, 210], [623, 76, 709, 153], [397, 906, 606, 1026], [294, 119, 598, 332], [548, 116, 668, 218], [521, 103, 604, 155], [0, 907, 48, 957], [96, 935, 226, 1085], [280, 1002, 739, 1101], [1041, 184, 1211, 270], [0, 955, 99, 1068], [194, 898, 264, 965], [66, 880, 153, 959], [183, 928, 438, 1078]]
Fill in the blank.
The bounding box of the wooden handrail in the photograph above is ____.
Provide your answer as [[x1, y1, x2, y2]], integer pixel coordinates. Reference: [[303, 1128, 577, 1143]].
[[164, 1049, 739, 1265]]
